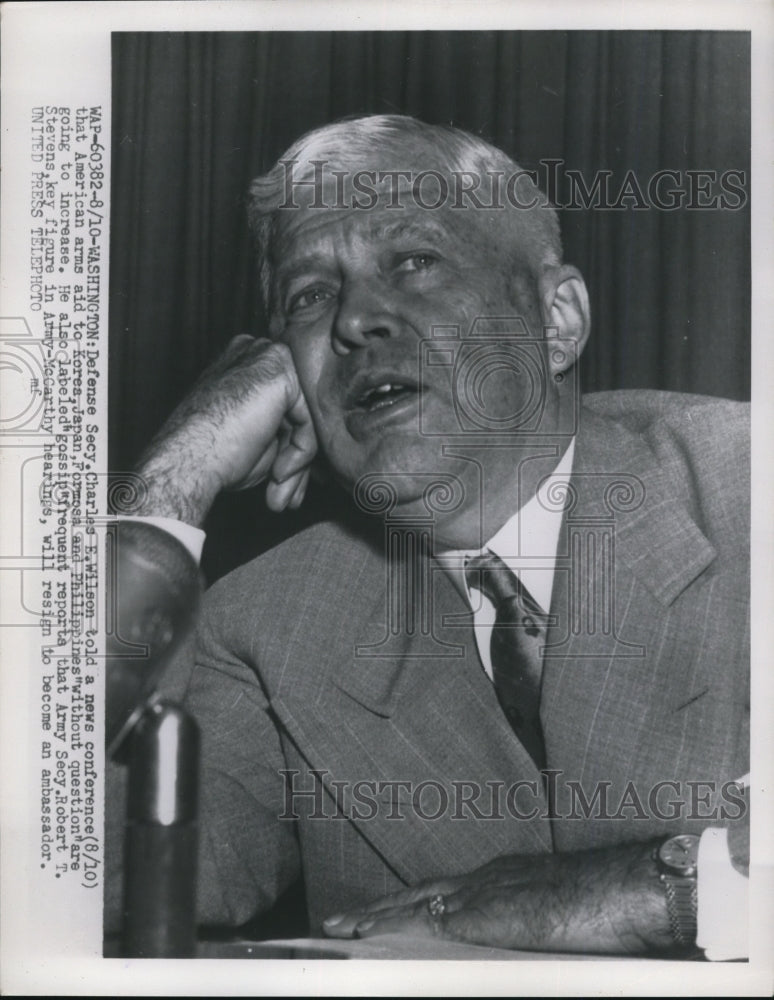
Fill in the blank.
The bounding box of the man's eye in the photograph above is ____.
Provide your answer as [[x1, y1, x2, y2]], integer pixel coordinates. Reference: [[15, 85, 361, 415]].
[[288, 287, 333, 313], [397, 252, 438, 273]]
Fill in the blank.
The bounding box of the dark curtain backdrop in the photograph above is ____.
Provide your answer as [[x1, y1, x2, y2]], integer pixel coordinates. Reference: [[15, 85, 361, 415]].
[[109, 31, 750, 582]]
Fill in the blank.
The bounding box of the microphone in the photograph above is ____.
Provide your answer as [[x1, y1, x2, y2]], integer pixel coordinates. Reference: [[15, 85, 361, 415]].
[[106, 520, 201, 755], [106, 520, 203, 957]]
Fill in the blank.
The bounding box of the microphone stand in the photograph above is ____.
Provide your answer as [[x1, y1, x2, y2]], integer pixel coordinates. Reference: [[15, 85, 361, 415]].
[[123, 698, 199, 957]]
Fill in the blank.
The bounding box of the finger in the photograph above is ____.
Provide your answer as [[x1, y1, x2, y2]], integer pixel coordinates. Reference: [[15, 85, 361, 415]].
[[276, 417, 293, 448], [270, 380, 317, 486], [232, 438, 280, 491], [355, 894, 492, 946], [205, 334, 260, 374], [353, 895, 462, 940], [227, 332, 259, 350], [322, 882, 457, 937], [323, 897, 415, 938], [287, 470, 309, 509], [265, 470, 304, 511], [285, 378, 318, 460], [271, 437, 314, 483], [355, 910, 438, 940]]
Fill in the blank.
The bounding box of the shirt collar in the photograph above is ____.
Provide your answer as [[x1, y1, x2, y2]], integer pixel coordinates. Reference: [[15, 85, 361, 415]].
[[436, 438, 575, 613]]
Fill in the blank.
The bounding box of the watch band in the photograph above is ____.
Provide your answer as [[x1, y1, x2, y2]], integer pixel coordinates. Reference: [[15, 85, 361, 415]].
[[661, 872, 698, 948]]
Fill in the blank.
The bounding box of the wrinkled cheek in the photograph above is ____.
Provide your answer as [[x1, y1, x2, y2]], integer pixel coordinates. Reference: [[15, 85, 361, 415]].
[[444, 337, 549, 433], [284, 330, 329, 389], [320, 428, 351, 467], [466, 365, 535, 418]]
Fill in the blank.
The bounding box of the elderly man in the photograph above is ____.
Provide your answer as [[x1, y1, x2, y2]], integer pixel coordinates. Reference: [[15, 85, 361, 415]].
[[110, 115, 749, 955]]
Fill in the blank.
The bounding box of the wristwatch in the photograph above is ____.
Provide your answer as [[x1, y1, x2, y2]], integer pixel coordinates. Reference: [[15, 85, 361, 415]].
[[655, 833, 701, 948]]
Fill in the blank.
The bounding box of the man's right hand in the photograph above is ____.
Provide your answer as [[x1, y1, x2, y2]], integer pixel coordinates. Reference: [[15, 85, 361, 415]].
[[127, 336, 318, 527]]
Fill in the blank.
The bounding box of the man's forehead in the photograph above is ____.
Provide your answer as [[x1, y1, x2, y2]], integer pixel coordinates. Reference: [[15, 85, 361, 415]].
[[272, 207, 457, 269]]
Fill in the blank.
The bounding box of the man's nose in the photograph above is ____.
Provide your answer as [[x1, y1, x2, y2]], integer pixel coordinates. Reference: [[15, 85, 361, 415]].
[[332, 279, 400, 354]]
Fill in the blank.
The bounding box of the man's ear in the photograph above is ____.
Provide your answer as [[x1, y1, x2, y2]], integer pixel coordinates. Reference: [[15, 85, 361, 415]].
[[538, 265, 591, 376]]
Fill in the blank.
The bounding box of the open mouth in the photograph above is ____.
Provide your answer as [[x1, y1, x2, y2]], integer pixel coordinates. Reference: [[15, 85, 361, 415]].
[[355, 381, 418, 412]]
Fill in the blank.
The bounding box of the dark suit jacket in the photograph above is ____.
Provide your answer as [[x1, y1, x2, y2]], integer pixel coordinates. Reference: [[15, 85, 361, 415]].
[[110, 390, 750, 934]]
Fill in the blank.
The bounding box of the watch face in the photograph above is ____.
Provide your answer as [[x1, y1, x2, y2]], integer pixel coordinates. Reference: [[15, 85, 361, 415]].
[[659, 834, 699, 874]]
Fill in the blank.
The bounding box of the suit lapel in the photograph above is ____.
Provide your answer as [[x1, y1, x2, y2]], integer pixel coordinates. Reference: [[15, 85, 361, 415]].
[[272, 538, 552, 885], [542, 406, 716, 671], [540, 407, 727, 846], [566, 407, 715, 605]]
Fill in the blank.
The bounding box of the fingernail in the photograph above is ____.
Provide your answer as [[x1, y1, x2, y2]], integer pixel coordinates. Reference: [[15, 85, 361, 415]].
[[323, 913, 344, 926], [355, 920, 374, 935]]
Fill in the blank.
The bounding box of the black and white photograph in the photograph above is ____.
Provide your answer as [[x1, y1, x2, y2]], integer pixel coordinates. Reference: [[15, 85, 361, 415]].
[[1, 3, 772, 996]]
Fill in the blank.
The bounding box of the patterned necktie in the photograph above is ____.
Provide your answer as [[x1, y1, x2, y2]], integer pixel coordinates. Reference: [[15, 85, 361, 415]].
[[465, 551, 548, 770]]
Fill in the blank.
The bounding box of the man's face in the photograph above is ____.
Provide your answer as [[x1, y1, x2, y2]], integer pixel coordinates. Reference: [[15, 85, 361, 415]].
[[270, 201, 554, 507]]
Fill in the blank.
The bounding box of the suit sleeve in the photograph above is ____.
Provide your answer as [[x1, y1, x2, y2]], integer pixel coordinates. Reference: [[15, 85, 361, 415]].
[[104, 578, 302, 933], [180, 594, 302, 927]]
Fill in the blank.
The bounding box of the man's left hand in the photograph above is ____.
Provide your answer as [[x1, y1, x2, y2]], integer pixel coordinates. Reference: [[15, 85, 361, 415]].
[[323, 840, 676, 955]]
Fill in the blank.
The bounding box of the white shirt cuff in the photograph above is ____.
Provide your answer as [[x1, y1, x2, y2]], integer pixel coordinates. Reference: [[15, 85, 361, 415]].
[[696, 825, 749, 960], [119, 514, 206, 564]]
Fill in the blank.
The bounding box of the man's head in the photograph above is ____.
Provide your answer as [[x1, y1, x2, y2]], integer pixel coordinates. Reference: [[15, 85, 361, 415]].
[[248, 115, 590, 541]]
